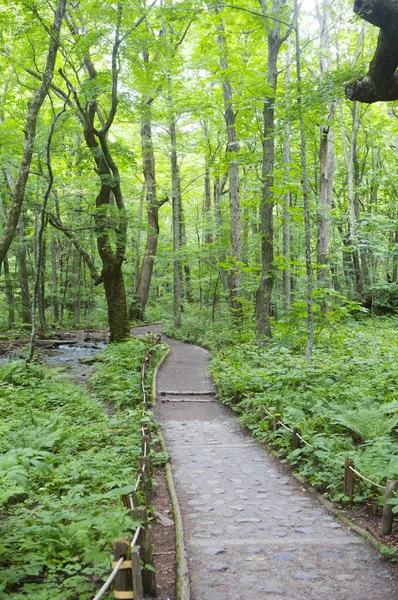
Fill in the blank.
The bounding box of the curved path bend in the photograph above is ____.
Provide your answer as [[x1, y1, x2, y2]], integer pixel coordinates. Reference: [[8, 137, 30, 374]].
[[134, 326, 397, 600]]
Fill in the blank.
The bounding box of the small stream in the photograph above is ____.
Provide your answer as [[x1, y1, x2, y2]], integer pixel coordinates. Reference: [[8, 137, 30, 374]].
[[45, 342, 106, 382], [0, 341, 107, 383]]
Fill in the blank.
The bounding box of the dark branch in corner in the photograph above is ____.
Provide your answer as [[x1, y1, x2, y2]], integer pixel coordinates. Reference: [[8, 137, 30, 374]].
[[346, 0, 398, 103]]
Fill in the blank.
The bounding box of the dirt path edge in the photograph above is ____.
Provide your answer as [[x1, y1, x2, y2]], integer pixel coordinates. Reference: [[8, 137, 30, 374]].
[[211, 364, 396, 562], [292, 470, 393, 556], [151, 345, 191, 600]]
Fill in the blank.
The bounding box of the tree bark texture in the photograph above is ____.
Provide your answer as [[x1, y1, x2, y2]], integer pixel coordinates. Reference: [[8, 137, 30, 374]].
[[130, 102, 160, 322], [213, 174, 231, 298], [255, 0, 289, 338], [204, 167, 213, 245], [346, 0, 398, 102], [2, 172, 32, 324], [295, 0, 314, 361], [0, 0, 66, 266], [317, 126, 331, 282], [283, 40, 292, 310], [216, 12, 243, 319], [3, 256, 15, 329], [340, 102, 364, 296], [16, 219, 32, 324], [170, 113, 182, 329], [316, 1, 335, 286]]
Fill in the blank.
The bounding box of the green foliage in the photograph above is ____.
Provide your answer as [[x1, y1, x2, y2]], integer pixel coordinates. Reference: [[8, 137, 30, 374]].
[[0, 337, 160, 599]]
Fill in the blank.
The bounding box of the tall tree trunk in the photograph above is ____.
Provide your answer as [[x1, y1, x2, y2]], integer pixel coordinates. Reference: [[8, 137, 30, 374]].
[[130, 48, 163, 321], [340, 101, 364, 296], [295, 0, 314, 361], [51, 232, 59, 324], [0, 0, 66, 266], [216, 10, 243, 319], [62, 11, 130, 342], [38, 237, 47, 336], [179, 194, 193, 303], [170, 109, 181, 328], [213, 173, 230, 298], [255, 0, 290, 338], [3, 256, 15, 329], [0, 177, 15, 328], [316, 0, 335, 286], [283, 38, 292, 310], [204, 165, 213, 245], [133, 186, 145, 295], [317, 125, 331, 282], [2, 173, 31, 324], [28, 105, 64, 361], [130, 106, 162, 321]]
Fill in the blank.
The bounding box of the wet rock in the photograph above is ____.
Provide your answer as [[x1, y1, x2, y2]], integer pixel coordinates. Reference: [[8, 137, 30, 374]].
[[269, 553, 293, 561], [204, 547, 226, 555]]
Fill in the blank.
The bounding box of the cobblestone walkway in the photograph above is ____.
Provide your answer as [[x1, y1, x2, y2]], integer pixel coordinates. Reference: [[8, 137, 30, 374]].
[[135, 326, 397, 599]]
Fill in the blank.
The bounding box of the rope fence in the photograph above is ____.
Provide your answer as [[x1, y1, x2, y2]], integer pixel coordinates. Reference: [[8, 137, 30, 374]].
[[258, 402, 397, 537], [93, 333, 161, 600]]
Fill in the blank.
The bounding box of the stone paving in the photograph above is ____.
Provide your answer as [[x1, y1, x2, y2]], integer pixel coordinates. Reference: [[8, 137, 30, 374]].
[[134, 326, 398, 599]]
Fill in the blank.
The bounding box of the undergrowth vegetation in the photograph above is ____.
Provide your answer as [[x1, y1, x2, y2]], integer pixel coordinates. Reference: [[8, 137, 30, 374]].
[[166, 313, 398, 507], [0, 337, 164, 600]]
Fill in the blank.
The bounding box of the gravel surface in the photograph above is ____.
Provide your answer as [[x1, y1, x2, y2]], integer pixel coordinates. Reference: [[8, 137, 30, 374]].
[[134, 326, 398, 600]]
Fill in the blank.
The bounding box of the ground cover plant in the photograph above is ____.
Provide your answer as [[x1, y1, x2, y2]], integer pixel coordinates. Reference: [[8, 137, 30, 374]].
[[0, 336, 164, 599]]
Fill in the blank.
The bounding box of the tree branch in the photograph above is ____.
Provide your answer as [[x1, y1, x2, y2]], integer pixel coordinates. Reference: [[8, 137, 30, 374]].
[[346, 0, 398, 102], [47, 211, 103, 284]]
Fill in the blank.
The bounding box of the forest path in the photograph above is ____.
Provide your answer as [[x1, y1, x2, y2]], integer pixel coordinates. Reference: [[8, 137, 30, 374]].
[[132, 325, 397, 600]]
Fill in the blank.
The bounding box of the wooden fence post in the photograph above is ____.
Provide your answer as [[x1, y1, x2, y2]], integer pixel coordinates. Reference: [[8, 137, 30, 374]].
[[292, 427, 302, 450], [142, 434, 151, 458], [132, 507, 156, 596], [273, 414, 282, 432], [380, 480, 397, 536], [344, 458, 355, 500], [139, 456, 153, 503], [113, 539, 133, 600], [131, 546, 144, 600]]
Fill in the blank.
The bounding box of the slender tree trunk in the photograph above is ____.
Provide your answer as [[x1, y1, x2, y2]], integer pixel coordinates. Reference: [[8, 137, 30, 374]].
[[28, 106, 64, 361], [130, 109, 161, 321], [170, 112, 181, 328], [204, 166, 213, 245], [256, 0, 290, 338], [295, 0, 314, 361], [0, 0, 66, 266], [130, 49, 162, 321], [51, 233, 59, 324], [179, 194, 193, 303], [38, 237, 47, 335], [133, 186, 145, 294], [3, 256, 15, 329], [213, 173, 230, 297], [283, 38, 292, 310], [392, 229, 398, 282], [340, 101, 364, 297], [317, 126, 330, 281], [63, 14, 129, 342], [0, 177, 15, 328], [76, 254, 82, 324], [316, 1, 335, 286], [216, 10, 243, 319]]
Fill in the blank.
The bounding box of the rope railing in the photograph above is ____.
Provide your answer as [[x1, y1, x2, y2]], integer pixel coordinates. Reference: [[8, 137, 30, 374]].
[[91, 334, 161, 600], [259, 402, 397, 536], [92, 557, 125, 600], [348, 465, 386, 491]]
